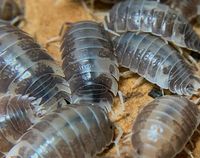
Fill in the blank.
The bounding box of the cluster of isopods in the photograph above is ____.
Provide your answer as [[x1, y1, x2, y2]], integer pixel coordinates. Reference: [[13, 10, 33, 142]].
[[0, 0, 200, 158]]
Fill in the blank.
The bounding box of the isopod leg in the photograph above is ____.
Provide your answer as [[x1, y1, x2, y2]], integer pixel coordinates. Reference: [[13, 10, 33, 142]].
[[118, 91, 125, 112], [132, 77, 145, 89], [160, 88, 165, 96], [119, 71, 134, 78], [103, 20, 120, 36], [81, 0, 93, 14], [184, 147, 194, 158], [45, 36, 61, 48], [113, 123, 123, 157], [45, 22, 72, 48], [122, 131, 132, 143], [189, 140, 195, 149], [10, 15, 25, 26]]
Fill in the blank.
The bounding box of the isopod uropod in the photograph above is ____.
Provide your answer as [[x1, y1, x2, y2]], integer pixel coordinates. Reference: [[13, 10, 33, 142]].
[[0, 94, 37, 153], [61, 21, 119, 112], [6, 104, 114, 158], [132, 95, 200, 158], [105, 0, 200, 52], [0, 20, 71, 116], [113, 32, 200, 95]]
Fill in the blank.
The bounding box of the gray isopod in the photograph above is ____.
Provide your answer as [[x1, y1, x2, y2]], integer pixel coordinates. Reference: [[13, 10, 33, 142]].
[[112, 32, 200, 95], [61, 21, 119, 112], [104, 0, 200, 52], [6, 104, 114, 158], [0, 94, 37, 153], [160, 0, 200, 22], [132, 95, 200, 158], [0, 20, 71, 116]]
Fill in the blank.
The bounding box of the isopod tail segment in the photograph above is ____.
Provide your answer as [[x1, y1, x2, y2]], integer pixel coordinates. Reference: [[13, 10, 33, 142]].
[[6, 104, 114, 158], [130, 95, 200, 158], [112, 32, 200, 96], [0, 94, 40, 153], [60, 21, 119, 113], [104, 0, 200, 53]]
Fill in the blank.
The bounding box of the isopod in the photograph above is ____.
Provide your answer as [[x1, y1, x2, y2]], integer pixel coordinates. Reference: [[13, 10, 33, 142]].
[[104, 0, 200, 52], [6, 104, 114, 158], [160, 0, 200, 22], [0, 94, 37, 153], [0, 21, 71, 116], [132, 95, 200, 158], [0, 0, 24, 24], [61, 21, 119, 112], [112, 32, 200, 95]]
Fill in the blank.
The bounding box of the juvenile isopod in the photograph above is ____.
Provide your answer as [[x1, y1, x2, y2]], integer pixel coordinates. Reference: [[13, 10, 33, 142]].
[[104, 0, 200, 52], [6, 104, 114, 158], [0, 21, 71, 116], [131, 95, 200, 158], [61, 21, 119, 112], [0, 94, 37, 153], [113, 32, 200, 95], [0, 0, 24, 25]]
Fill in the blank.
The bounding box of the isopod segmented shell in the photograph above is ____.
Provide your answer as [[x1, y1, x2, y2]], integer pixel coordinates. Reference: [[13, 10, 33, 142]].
[[0, 94, 37, 153], [105, 0, 200, 52], [0, 21, 71, 116], [160, 0, 200, 22], [6, 104, 114, 158], [61, 21, 119, 112], [132, 95, 200, 158], [113, 32, 200, 95]]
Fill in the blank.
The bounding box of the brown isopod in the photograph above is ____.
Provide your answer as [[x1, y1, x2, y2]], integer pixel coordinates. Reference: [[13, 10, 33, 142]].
[[132, 95, 200, 158], [104, 0, 200, 53], [6, 104, 114, 158], [0, 94, 38, 153]]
